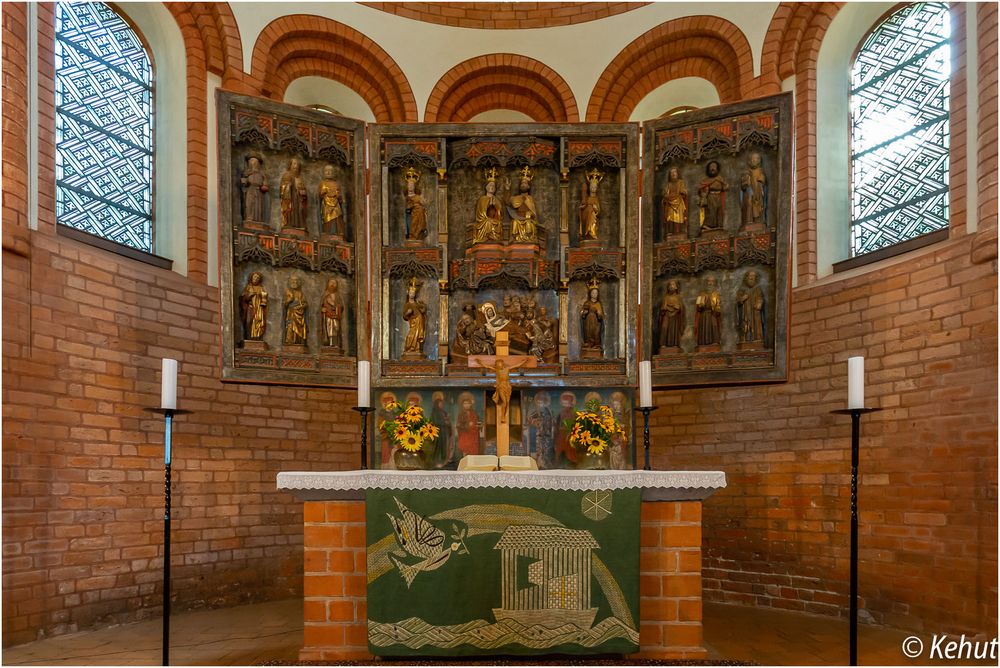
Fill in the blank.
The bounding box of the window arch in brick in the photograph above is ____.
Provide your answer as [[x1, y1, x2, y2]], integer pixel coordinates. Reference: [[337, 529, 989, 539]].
[[55, 1, 154, 253], [850, 2, 950, 256]]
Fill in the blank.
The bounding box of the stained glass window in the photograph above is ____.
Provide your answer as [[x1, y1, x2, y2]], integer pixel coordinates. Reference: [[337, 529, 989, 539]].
[[55, 2, 153, 252], [850, 2, 950, 256]]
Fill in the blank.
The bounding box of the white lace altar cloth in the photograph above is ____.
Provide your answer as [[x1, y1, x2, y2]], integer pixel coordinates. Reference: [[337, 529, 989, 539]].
[[277, 469, 726, 502]]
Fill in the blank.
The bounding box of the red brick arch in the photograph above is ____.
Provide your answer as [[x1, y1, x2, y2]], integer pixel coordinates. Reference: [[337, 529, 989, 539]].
[[585, 16, 754, 122], [167, 2, 247, 283], [424, 54, 579, 123], [249, 15, 417, 122], [359, 2, 648, 29], [759, 2, 842, 282], [761, 2, 844, 83]]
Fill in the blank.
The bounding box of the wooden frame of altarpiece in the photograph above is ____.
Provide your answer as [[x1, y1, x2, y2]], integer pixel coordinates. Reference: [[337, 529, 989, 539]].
[[217, 91, 368, 386], [216, 91, 791, 391], [641, 92, 793, 386], [369, 123, 640, 391]]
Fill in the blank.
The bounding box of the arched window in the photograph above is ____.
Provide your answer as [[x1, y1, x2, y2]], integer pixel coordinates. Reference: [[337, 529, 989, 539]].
[[55, 2, 154, 253], [850, 2, 950, 257]]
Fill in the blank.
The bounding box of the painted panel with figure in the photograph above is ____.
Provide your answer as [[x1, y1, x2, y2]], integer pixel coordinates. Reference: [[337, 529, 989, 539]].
[[641, 93, 792, 385]]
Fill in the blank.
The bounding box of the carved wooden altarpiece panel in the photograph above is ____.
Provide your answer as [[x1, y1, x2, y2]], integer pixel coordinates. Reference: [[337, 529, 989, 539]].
[[369, 124, 640, 389], [641, 93, 793, 385], [217, 92, 367, 386], [368, 124, 640, 470]]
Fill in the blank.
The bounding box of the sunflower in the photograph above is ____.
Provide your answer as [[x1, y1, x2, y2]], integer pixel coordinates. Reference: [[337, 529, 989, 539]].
[[401, 432, 423, 453], [394, 425, 408, 441], [419, 423, 439, 441], [586, 439, 607, 455]]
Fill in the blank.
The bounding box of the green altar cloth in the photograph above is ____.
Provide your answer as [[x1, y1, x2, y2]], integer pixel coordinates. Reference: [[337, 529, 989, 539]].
[[366, 487, 640, 656]]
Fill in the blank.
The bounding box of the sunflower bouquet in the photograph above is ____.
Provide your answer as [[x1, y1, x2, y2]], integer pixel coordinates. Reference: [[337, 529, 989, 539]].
[[378, 401, 440, 454], [562, 398, 626, 456]]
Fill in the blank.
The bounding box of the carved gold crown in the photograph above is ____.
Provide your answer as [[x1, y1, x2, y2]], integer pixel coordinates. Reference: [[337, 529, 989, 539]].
[[407, 277, 423, 292], [586, 167, 604, 185], [484, 167, 498, 183], [404, 166, 420, 183], [587, 278, 600, 291], [519, 165, 534, 182]]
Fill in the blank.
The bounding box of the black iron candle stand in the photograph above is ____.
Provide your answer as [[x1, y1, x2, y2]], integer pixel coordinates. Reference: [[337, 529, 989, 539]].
[[145, 407, 191, 666], [831, 407, 882, 667], [352, 407, 375, 469], [634, 406, 658, 470]]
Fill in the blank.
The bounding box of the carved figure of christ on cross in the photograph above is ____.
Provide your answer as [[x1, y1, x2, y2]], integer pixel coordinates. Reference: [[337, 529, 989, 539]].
[[468, 331, 536, 457]]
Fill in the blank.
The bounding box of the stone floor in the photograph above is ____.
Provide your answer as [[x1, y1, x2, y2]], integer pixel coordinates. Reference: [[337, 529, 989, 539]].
[[2, 599, 993, 666]]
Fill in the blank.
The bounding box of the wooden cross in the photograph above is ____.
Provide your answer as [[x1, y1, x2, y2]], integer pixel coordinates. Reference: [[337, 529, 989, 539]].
[[468, 331, 536, 457]]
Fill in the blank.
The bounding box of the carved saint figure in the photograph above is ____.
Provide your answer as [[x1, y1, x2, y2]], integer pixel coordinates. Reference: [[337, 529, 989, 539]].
[[283, 275, 308, 346], [404, 167, 428, 241], [321, 278, 344, 349], [661, 166, 688, 236], [472, 168, 503, 244], [579, 168, 602, 241], [736, 270, 766, 345], [695, 276, 722, 347], [504, 166, 540, 244], [240, 272, 268, 341], [402, 277, 427, 357], [280, 157, 308, 231], [526, 306, 555, 361], [579, 279, 605, 356], [240, 155, 268, 224], [319, 165, 343, 236], [740, 152, 766, 227], [456, 392, 481, 456], [454, 302, 493, 357], [697, 160, 727, 232], [658, 279, 685, 352]]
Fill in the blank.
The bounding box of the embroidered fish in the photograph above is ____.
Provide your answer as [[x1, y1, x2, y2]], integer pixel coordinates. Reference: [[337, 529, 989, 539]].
[[386, 497, 466, 587]]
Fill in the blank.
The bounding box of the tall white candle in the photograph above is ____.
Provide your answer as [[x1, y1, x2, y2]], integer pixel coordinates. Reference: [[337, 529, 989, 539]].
[[847, 356, 864, 409], [639, 360, 653, 408], [357, 360, 370, 408], [161, 358, 178, 410]]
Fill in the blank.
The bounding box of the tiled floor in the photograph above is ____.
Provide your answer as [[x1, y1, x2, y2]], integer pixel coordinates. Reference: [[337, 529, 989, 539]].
[[3, 598, 994, 666]]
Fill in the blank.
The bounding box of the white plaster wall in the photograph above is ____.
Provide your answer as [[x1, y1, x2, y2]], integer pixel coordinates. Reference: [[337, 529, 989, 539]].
[[230, 2, 776, 121], [468, 110, 535, 123], [118, 3, 188, 273], [628, 77, 722, 121], [284, 76, 377, 122]]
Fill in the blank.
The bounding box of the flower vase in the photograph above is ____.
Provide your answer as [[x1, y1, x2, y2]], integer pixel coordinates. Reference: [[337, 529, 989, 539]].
[[577, 449, 611, 470], [393, 448, 425, 471]]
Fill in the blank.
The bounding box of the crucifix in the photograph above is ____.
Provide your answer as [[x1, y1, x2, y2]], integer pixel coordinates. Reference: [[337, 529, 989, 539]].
[[468, 331, 536, 457]]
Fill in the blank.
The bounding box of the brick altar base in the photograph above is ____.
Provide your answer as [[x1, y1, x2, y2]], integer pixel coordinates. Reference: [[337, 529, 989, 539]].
[[299, 499, 706, 661]]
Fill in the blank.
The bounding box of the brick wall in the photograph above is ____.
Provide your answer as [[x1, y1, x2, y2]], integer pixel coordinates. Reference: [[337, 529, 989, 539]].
[[2, 232, 361, 645], [300, 501, 369, 662], [638, 501, 706, 660], [650, 235, 998, 634]]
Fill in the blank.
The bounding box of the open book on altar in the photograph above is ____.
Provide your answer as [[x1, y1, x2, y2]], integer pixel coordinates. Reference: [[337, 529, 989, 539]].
[[457, 455, 539, 472]]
